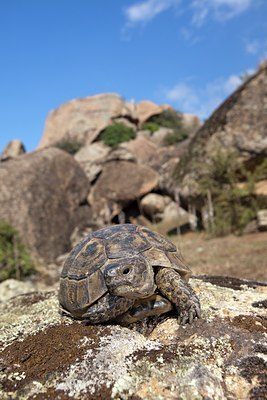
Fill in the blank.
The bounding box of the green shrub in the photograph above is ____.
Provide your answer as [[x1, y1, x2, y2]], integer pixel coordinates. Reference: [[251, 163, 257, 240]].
[[254, 158, 267, 181], [148, 109, 188, 144], [0, 221, 35, 282], [141, 122, 160, 133], [100, 122, 136, 147], [148, 109, 183, 130], [163, 130, 188, 146], [55, 139, 83, 155]]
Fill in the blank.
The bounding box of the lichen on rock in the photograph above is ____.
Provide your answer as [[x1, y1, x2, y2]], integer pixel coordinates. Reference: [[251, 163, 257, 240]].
[[0, 278, 266, 399]]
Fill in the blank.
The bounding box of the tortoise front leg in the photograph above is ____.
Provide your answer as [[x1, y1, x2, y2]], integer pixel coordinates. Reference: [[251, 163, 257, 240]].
[[82, 293, 134, 324], [155, 268, 201, 325], [116, 294, 173, 325]]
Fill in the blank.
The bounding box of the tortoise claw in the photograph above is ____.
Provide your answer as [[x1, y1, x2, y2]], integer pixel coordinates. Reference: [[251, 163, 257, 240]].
[[177, 298, 201, 325]]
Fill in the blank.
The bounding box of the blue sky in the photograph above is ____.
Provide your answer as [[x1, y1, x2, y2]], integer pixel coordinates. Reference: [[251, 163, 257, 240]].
[[0, 0, 266, 153]]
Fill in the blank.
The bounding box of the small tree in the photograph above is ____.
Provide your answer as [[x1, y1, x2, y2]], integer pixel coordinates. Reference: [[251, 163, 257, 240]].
[[199, 151, 258, 236]]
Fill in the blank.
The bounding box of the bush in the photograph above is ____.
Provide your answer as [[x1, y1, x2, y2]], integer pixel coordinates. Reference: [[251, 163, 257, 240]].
[[100, 122, 136, 147], [148, 109, 188, 144], [0, 221, 35, 282], [199, 151, 258, 236], [55, 139, 83, 155], [141, 122, 160, 133], [148, 109, 183, 129], [163, 130, 188, 146], [254, 158, 267, 181]]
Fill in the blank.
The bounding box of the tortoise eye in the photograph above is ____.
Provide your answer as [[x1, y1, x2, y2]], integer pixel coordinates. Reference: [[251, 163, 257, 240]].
[[122, 267, 130, 275]]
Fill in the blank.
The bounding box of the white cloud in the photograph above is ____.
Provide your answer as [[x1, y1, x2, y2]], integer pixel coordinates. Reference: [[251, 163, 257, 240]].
[[165, 83, 199, 110], [180, 28, 202, 45], [246, 40, 260, 55], [123, 0, 254, 32], [191, 0, 252, 25], [124, 0, 180, 25], [164, 73, 245, 119]]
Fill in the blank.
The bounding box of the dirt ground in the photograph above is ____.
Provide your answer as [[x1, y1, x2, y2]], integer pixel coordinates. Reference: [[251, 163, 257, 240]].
[[173, 231, 267, 281]]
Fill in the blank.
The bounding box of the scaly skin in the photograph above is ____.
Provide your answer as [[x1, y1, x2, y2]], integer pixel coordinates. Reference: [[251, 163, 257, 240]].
[[117, 294, 173, 325], [82, 293, 134, 324], [155, 268, 201, 325]]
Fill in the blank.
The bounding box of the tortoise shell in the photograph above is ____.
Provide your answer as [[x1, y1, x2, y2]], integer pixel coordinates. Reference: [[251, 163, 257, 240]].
[[59, 224, 191, 318]]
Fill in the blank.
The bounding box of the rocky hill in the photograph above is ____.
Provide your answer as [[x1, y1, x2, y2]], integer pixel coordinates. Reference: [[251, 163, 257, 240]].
[[0, 96, 200, 267], [0, 62, 266, 270], [177, 62, 267, 200]]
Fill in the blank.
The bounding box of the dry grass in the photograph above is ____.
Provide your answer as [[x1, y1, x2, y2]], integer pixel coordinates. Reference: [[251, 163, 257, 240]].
[[172, 231, 267, 281]]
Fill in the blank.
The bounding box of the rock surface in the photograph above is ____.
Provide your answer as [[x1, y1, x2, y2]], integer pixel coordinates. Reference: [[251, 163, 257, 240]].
[[257, 209, 267, 231], [134, 100, 171, 126], [88, 161, 159, 220], [0, 279, 36, 302], [39, 94, 179, 149], [0, 277, 266, 399], [0, 148, 91, 263], [74, 142, 111, 182], [1, 140, 26, 160], [39, 93, 132, 148], [121, 136, 157, 164]]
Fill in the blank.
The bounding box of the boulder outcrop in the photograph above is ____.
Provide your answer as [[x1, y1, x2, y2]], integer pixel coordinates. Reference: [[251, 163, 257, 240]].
[[39, 93, 133, 148], [178, 63, 267, 199], [88, 160, 159, 222], [0, 277, 266, 399], [134, 100, 171, 126], [0, 148, 91, 262], [1, 140, 26, 160]]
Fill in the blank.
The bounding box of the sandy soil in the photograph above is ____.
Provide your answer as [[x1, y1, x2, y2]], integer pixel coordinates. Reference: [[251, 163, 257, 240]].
[[173, 231, 267, 281]]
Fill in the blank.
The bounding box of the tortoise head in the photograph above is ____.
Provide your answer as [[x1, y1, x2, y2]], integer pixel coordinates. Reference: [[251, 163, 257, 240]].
[[104, 256, 156, 299]]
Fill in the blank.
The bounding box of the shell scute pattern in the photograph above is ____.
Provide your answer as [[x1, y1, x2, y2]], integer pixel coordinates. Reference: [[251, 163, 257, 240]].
[[60, 234, 93, 279], [104, 230, 151, 259], [64, 238, 107, 280], [138, 226, 177, 252]]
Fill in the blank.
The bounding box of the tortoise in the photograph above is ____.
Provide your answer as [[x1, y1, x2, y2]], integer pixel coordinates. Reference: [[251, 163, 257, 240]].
[[59, 224, 201, 325]]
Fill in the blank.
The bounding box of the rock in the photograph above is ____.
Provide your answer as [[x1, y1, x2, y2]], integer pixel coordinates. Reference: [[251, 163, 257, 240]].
[[181, 113, 201, 133], [141, 193, 197, 234], [74, 142, 110, 182], [140, 193, 172, 217], [0, 277, 266, 399], [105, 146, 135, 162], [257, 209, 267, 231], [254, 180, 267, 196], [0, 148, 91, 263], [88, 161, 159, 221], [148, 146, 184, 195], [39, 93, 132, 148], [178, 63, 267, 198], [150, 127, 174, 146], [0, 279, 36, 302], [155, 201, 197, 234], [135, 100, 171, 126], [136, 129, 151, 140], [121, 136, 157, 164], [1, 140, 26, 160]]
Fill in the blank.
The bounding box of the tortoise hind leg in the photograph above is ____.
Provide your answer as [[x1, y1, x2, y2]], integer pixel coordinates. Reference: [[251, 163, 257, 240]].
[[82, 293, 134, 324], [155, 268, 201, 325]]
